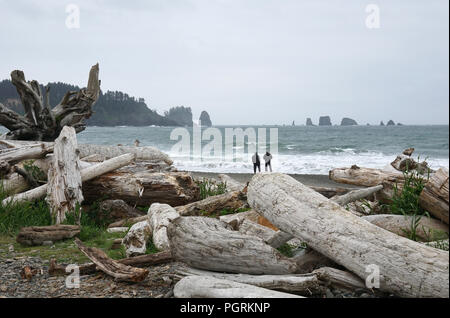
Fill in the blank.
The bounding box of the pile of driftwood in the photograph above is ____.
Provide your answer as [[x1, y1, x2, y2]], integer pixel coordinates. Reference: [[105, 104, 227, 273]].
[[2, 133, 449, 298]]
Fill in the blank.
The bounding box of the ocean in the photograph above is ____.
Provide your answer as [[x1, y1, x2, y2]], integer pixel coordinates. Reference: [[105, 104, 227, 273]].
[[1, 125, 448, 174]]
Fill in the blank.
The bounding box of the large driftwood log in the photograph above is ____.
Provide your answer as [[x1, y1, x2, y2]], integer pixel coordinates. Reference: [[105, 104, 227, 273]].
[[173, 276, 302, 298], [419, 168, 449, 224], [248, 173, 449, 298], [49, 251, 172, 276], [0, 64, 100, 141], [175, 190, 246, 216], [167, 216, 298, 275], [46, 126, 83, 224], [83, 171, 199, 207], [74, 238, 148, 282], [2, 153, 135, 205], [0, 143, 53, 176], [362, 214, 449, 242], [147, 203, 180, 250], [331, 185, 383, 206], [16, 225, 80, 246], [329, 166, 403, 187], [175, 265, 322, 295]]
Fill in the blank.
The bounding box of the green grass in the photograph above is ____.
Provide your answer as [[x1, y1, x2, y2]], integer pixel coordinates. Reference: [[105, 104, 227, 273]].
[[196, 179, 227, 200]]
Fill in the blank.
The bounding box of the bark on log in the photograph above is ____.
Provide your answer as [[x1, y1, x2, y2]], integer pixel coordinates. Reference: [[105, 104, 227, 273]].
[[167, 216, 299, 275], [175, 190, 246, 216], [0, 64, 100, 141], [2, 153, 135, 205], [419, 168, 449, 224], [83, 171, 199, 207], [74, 238, 149, 282], [173, 276, 303, 298], [312, 267, 367, 291], [49, 251, 172, 276], [329, 166, 404, 187], [16, 225, 80, 246], [362, 214, 449, 242], [331, 185, 383, 206], [147, 203, 180, 251], [248, 173, 449, 298], [174, 265, 322, 295], [46, 126, 83, 224]]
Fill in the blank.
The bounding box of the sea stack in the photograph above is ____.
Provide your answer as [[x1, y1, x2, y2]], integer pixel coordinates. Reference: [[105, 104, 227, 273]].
[[380, 121, 385, 126], [306, 118, 314, 126], [340, 118, 358, 126], [199, 111, 212, 127], [387, 120, 396, 126], [319, 116, 332, 126]]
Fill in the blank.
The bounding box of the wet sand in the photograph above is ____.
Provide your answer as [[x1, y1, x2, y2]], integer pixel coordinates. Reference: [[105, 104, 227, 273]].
[[190, 172, 362, 189]]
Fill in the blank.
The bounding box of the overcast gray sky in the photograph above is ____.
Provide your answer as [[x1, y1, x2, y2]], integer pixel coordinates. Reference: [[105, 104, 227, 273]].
[[0, 0, 448, 125]]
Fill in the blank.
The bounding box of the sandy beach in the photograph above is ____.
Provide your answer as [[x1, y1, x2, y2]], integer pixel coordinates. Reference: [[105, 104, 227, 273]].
[[190, 172, 362, 189]]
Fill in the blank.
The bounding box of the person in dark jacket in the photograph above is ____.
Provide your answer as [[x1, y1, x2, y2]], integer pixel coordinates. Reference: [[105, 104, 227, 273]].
[[263, 151, 272, 172], [252, 152, 261, 174]]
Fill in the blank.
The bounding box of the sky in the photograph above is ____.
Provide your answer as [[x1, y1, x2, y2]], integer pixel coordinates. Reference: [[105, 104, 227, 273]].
[[0, 0, 448, 125]]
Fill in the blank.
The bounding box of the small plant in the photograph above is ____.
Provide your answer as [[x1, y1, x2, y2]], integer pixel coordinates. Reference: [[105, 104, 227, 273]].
[[196, 179, 227, 200], [277, 243, 295, 258], [22, 160, 46, 183]]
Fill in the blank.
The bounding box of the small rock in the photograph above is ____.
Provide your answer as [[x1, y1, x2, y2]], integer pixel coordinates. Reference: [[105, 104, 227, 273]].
[[8, 245, 14, 252]]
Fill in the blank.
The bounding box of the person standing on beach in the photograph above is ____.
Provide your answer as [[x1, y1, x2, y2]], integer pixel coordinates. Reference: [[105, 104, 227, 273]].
[[263, 151, 272, 172], [252, 152, 261, 174]]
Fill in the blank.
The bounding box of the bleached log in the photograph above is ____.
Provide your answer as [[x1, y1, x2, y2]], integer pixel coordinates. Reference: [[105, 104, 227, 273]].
[[175, 190, 246, 216], [238, 219, 275, 242], [175, 265, 322, 295], [312, 267, 367, 291], [331, 185, 383, 206], [419, 168, 449, 224], [83, 171, 199, 207], [218, 174, 245, 192], [122, 221, 152, 257], [362, 214, 449, 242], [329, 166, 403, 187], [167, 216, 298, 275], [2, 153, 135, 205], [74, 238, 149, 282], [147, 203, 179, 251], [46, 126, 83, 224], [0, 143, 53, 174], [248, 173, 449, 298], [106, 227, 129, 233], [16, 225, 80, 246], [77, 144, 173, 166], [174, 276, 303, 298], [80, 153, 106, 162]]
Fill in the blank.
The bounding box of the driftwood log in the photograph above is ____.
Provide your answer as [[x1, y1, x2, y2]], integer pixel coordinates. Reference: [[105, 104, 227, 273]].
[[49, 251, 172, 276], [98, 199, 144, 222], [175, 265, 322, 296], [74, 238, 148, 282], [46, 126, 83, 224], [83, 171, 199, 207], [148, 203, 180, 250], [173, 276, 302, 298], [122, 221, 152, 257], [167, 216, 298, 275], [0, 64, 100, 141], [16, 225, 80, 246], [329, 166, 403, 187], [248, 173, 449, 298], [0, 143, 53, 176], [331, 185, 383, 206], [312, 267, 367, 291], [362, 214, 449, 242], [2, 153, 135, 205], [175, 190, 246, 216], [419, 168, 449, 224], [217, 174, 245, 192]]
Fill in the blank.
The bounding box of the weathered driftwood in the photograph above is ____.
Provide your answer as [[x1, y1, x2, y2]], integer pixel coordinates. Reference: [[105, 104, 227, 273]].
[[219, 210, 260, 230], [83, 171, 199, 207], [173, 276, 303, 298], [312, 267, 367, 291], [238, 219, 275, 242], [108, 215, 147, 229], [99, 199, 144, 222], [217, 174, 245, 192], [74, 238, 148, 282], [46, 126, 83, 224], [419, 168, 449, 224], [175, 265, 322, 295], [0, 143, 53, 176], [175, 190, 246, 216], [331, 185, 383, 206], [248, 173, 449, 298], [147, 203, 180, 251], [16, 225, 80, 246], [106, 227, 129, 233], [329, 166, 404, 187], [362, 214, 449, 242], [403, 148, 415, 156], [2, 153, 135, 205], [309, 186, 349, 199], [0, 64, 100, 141], [167, 216, 298, 275], [122, 221, 152, 257], [293, 249, 336, 274], [80, 153, 106, 162]]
